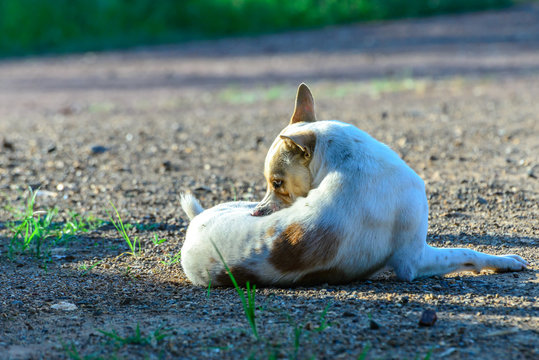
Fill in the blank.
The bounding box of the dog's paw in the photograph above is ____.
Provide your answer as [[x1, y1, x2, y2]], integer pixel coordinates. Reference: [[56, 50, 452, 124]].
[[494, 254, 528, 272]]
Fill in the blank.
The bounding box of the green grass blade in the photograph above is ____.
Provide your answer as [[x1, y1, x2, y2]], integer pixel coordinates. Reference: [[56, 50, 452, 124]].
[[108, 202, 138, 256], [81, 259, 104, 275], [314, 302, 332, 332], [206, 275, 212, 299], [357, 343, 371, 360], [161, 250, 181, 265], [210, 240, 259, 340]]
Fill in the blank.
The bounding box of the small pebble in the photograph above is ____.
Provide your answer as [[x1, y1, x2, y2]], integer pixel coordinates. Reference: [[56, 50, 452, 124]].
[[90, 145, 108, 154], [51, 301, 78, 311], [477, 196, 488, 205], [527, 165, 538, 179], [35, 190, 58, 198], [194, 186, 212, 193], [162, 161, 172, 171], [399, 296, 409, 304], [2, 138, 14, 150], [419, 309, 437, 327]]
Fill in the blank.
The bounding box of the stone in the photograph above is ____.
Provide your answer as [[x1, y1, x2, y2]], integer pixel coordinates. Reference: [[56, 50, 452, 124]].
[[51, 301, 78, 311], [419, 309, 437, 327]]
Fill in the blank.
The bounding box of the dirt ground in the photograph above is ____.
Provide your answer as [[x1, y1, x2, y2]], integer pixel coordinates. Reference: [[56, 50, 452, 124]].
[[1, 3, 538, 360]]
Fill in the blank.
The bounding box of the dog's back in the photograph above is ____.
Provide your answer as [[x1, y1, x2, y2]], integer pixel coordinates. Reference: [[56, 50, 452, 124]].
[[180, 120, 428, 286]]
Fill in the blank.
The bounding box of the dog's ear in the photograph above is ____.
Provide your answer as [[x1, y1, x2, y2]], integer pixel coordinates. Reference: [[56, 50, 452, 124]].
[[280, 131, 316, 159], [290, 83, 316, 124]]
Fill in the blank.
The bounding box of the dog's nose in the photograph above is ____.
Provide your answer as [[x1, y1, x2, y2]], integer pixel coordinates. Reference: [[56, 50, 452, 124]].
[[251, 208, 270, 217]]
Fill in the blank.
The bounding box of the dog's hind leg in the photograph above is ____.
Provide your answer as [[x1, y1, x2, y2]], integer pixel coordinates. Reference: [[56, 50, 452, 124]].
[[388, 188, 527, 280], [393, 244, 528, 281]]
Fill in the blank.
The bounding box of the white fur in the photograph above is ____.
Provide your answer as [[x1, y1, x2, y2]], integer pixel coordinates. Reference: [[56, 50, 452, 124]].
[[180, 193, 204, 220], [180, 120, 527, 286]]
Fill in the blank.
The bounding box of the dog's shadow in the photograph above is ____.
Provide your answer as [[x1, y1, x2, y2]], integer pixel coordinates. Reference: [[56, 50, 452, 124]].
[[295, 232, 538, 303], [426, 233, 537, 249]]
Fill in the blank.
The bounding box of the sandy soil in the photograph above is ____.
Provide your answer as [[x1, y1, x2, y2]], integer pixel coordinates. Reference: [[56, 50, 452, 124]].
[[0, 4, 538, 360]]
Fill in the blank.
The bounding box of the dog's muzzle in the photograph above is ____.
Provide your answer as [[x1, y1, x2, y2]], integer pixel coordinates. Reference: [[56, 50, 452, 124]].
[[251, 207, 272, 217], [251, 197, 280, 217]]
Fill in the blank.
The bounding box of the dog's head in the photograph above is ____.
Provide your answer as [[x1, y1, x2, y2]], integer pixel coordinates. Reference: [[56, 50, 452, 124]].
[[252, 83, 317, 216]]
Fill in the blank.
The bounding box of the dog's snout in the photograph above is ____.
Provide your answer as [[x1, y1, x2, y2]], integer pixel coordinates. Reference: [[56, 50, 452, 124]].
[[251, 207, 271, 217], [252, 192, 283, 216]]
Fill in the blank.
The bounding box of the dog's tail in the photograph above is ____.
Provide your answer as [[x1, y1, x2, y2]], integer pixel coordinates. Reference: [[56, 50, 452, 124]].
[[180, 193, 205, 220]]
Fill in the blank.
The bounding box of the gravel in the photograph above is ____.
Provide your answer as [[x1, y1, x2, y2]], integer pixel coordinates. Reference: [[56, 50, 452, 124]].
[[0, 4, 538, 359]]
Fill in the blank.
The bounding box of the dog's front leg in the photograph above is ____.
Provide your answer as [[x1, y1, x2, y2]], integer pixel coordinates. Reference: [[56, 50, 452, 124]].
[[396, 245, 528, 280]]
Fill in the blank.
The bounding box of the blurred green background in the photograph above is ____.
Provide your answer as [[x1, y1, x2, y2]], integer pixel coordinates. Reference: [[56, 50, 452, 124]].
[[0, 0, 516, 57]]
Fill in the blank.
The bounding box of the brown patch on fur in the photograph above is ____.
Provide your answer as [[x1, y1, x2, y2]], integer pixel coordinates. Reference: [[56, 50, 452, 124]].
[[269, 223, 340, 272], [266, 226, 276, 237], [215, 266, 261, 287]]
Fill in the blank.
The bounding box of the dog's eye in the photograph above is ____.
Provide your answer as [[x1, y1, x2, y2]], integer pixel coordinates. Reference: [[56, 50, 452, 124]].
[[272, 180, 283, 189]]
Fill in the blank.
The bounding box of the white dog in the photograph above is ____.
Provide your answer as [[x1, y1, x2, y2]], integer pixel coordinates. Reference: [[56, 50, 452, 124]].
[[180, 84, 527, 287]]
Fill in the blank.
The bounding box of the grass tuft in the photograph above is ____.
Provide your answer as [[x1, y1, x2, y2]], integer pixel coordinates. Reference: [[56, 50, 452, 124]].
[[161, 250, 181, 266], [63, 342, 105, 360], [314, 303, 332, 332], [5, 188, 55, 259], [152, 233, 167, 245], [79, 259, 105, 276], [211, 241, 259, 340], [4, 188, 103, 261], [107, 202, 140, 257], [281, 301, 333, 357], [61, 211, 104, 238], [98, 323, 170, 348], [99, 323, 149, 346], [64, 323, 171, 358]]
